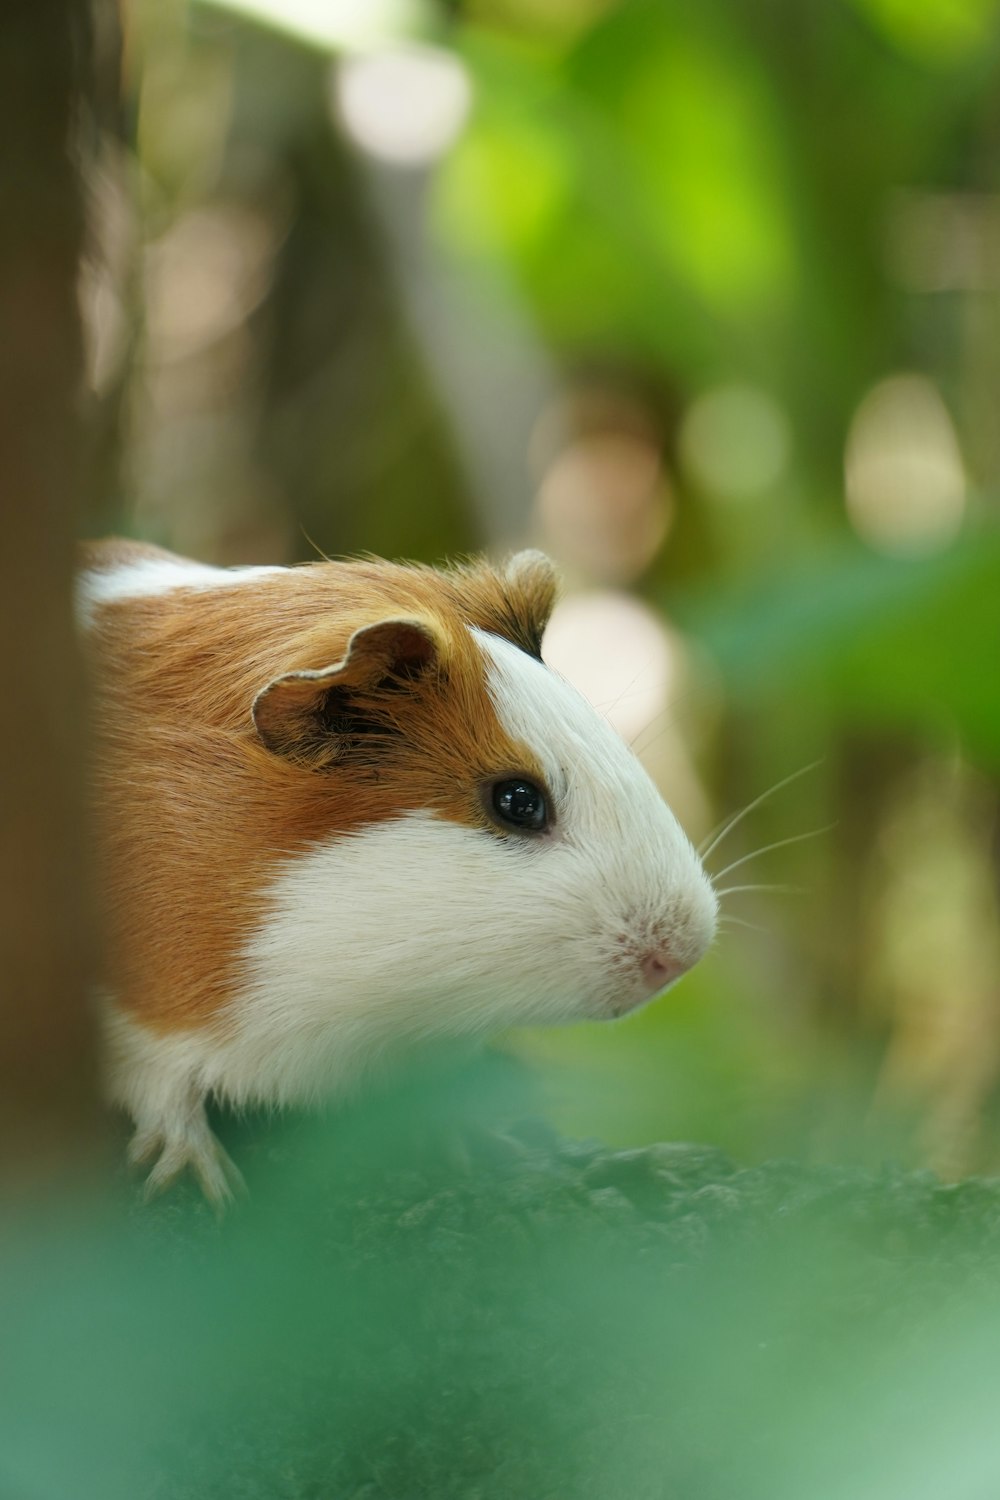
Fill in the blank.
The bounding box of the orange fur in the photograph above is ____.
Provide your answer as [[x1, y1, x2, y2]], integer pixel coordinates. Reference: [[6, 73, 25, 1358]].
[[83, 548, 555, 1034]]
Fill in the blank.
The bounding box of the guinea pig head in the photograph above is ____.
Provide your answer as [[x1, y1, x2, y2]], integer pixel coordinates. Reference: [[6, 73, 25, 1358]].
[[237, 552, 717, 1091]]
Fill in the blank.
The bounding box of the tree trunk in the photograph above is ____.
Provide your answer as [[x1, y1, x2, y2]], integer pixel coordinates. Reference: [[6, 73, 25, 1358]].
[[0, 0, 109, 1186]]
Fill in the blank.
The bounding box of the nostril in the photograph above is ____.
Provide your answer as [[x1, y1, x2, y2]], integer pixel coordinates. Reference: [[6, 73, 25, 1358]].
[[639, 949, 684, 993]]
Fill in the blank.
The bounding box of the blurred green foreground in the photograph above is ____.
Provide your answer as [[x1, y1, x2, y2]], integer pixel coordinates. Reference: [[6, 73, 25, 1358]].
[[6, 1055, 1000, 1500]]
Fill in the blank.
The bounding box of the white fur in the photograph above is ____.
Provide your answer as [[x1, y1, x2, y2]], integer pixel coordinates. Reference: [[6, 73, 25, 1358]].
[[117, 632, 716, 1111], [104, 625, 717, 1201], [104, 1004, 246, 1204], [76, 557, 285, 628]]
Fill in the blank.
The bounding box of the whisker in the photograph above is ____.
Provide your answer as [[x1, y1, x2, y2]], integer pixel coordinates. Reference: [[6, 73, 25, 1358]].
[[591, 684, 667, 713], [697, 810, 739, 859], [630, 684, 704, 753], [717, 914, 768, 934], [298, 523, 334, 564], [630, 712, 684, 757], [596, 661, 658, 723], [711, 824, 835, 881], [698, 760, 823, 863], [716, 883, 805, 898]]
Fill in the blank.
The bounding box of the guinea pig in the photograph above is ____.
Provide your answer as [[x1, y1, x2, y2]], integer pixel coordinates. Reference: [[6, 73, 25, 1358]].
[[77, 538, 718, 1204]]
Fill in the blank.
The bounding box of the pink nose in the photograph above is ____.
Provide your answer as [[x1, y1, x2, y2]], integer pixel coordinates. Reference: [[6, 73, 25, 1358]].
[[639, 949, 685, 994]]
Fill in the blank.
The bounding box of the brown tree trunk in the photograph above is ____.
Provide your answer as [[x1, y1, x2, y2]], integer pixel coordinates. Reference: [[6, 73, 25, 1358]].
[[0, 0, 108, 1185]]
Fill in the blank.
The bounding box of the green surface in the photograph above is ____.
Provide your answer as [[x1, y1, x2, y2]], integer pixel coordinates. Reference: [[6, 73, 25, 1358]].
[[6, 1056, 1000, 1499]]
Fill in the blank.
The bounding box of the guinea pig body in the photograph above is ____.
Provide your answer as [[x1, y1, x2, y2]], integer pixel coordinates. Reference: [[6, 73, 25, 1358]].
[[78, 539, 717, 1202]]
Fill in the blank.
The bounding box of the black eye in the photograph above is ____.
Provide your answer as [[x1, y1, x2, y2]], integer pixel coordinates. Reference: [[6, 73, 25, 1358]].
[[491, 778, 549, 833]]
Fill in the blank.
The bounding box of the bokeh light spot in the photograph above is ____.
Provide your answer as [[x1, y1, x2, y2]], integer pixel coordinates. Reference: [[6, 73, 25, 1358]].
[[845, 375, 966, 555], [679, 383, 791, 501], [542, 591, 675, 746], [334, 45, 473, 167], [849, 0, 1000, 65], [200, 0, 431, 53], [536, 432, 671, 585], [144, 205, 281, 363]]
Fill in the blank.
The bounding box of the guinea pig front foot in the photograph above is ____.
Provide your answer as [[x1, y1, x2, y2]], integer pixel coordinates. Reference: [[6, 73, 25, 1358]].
[[128, 1100, 246, 1211]]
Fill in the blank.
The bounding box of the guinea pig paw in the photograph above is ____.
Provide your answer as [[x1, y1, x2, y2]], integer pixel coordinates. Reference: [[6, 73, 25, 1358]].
[[130, 1113, 247, 1212]]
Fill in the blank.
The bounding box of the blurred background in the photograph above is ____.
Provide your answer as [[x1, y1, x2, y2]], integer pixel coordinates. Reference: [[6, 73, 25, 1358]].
[[81, 0, 1000, 1175]]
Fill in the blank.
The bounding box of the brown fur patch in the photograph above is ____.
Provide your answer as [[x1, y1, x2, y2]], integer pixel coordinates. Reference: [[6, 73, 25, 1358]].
[[439, 551, 558, 660], [83, 545, 553, 1034]]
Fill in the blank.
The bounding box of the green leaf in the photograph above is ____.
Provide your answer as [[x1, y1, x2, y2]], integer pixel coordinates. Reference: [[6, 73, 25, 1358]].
[[674, 529, 1000, 765]]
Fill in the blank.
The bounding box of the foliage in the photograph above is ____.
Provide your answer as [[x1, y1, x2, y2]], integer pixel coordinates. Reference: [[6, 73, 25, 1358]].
[[7, 1057, 1000, 1498]]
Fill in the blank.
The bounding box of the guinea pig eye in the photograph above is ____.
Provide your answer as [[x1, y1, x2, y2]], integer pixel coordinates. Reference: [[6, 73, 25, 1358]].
[[490, 778, 549, 833]]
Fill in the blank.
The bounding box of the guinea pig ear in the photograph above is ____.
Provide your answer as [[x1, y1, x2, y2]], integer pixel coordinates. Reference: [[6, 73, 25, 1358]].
[[445, 549, 559, 659], [500, 550, 559, 659], [252, 616, 441, 766]]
